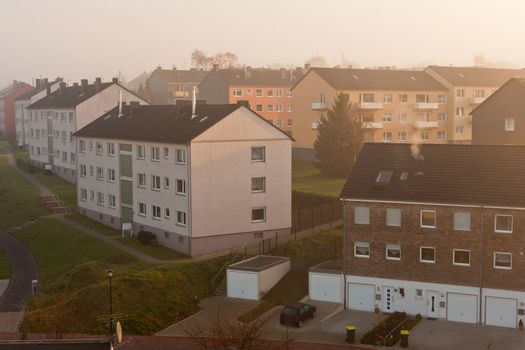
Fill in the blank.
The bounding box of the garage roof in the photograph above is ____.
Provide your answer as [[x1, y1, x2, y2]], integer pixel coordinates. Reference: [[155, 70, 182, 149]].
[[228, 255, 290, 272]]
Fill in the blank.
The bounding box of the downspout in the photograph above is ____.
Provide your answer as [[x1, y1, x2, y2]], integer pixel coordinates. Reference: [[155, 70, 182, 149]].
[[342, 199, 347, 309], [479, 205, 484, 325], [187, 143, 192, 257]]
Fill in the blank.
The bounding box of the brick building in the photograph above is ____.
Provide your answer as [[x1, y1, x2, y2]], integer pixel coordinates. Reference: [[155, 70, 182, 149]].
[[0, 80, 33, 137]]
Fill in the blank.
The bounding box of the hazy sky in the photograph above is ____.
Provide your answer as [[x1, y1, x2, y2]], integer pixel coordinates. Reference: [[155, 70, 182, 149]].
[[1, 0, 525, 86]]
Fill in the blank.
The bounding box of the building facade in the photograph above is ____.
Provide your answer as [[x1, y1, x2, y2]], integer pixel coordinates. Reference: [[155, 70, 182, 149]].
[[0, 81, 33, 137], [144, 66, 208, 104], [198, 66, 305, 133], [27, 78, 147, 183], [75, 102, 292, 257], [336, 143, 525, 328]]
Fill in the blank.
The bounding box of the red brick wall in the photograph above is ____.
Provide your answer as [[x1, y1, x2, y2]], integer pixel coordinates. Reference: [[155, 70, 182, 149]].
[[2, 83, 33, 136]]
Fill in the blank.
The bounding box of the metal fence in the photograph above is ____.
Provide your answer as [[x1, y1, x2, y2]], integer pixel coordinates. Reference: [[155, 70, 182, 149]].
[[292, 200, 342, 233]]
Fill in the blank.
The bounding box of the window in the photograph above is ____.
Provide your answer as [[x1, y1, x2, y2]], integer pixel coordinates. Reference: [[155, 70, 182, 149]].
[[398, 132, 408, 141], [251, 146, 265, 162], [276, 104, 283, 112], [151, 175, 161, 190], [138, 202, 147, 216], [505, 118, 515, 131], [96, 167, 103, 180], [474, 89, 485, 98], [137, 173, 146, 188], [494, 252, 512, 270], [455, 125, 464, 135], [176, 179, 186, 195], [383, 113, 392, 123], [386, 244, 401, 260], [251, 207, 266, 222], [416, 289, 423, 297], [311, 122, 320, 130], [274, 119, 283, 127], [255, 89, 263, 97], [69, 112, 74, 122], [287, 119, 292, 127], [354, 207, 370, 225], [267, 89, 274, 97], [96, 142, 103, 155], [164, 177, 170, 189], [251, 177, 266, 192], [255, 104, 263, 112], [361, 93, 374, 103], [456, 89, 465, 98], [399, 94, 408, 103], [163, 147, 169, 159], [354, 242, 370, 258], [287, 105, 292, 112], [176, 149, 186, 164], [453, 249, 470, 266], [152, 205, 161, 219], [267, 104, 274, 112], [495, 215, 513, 233], [376, 171, 393, 184], [386, 208, 401, 227], [137, 145, 145, 159], [89, 166, 94, 176], [276, 88, 283, 97], [80, 188, 87, 201], [420, 247, 435, 263], [437, 113, 447, 122], [90, 190, 95, 201], [97, 192, 104, 206], [165, 208, 171, 219], [108, 169, 116, 182], [176, 211, 187, 226], [287, 90, 292, 97], [383, 132, 392, 142], [384, 94, 393, 104], [399, 113, 408, 123], [107, 142, 115, 156], [70, 152, 75, 164], [437, 131, 446, 140], [79, 140, 86, 152], [233, 88, 242, 97], [453, 212, 471, 231], [151, 146, 160, 161], [456, 107, 464, 116], [437, 95, 447, 104], [108, 194, 116, 208], [416, 94, 430, 103], [80, 164, 87, 177], [420, 210, 436, 228], [320, 93, 326, 103]]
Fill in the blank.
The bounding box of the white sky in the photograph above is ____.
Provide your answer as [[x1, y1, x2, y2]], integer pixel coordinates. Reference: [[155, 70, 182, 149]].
[[1, 0, 525, 86]]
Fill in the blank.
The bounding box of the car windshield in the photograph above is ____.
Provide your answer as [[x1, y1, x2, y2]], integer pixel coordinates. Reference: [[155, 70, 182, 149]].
[[282, 307, 298, 316]]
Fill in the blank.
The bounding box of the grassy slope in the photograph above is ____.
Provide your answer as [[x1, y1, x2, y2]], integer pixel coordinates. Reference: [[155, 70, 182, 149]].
[[65, 213, 120, 237], [292, 159, 346, 198], [118, 237, 188, 260], [17, 218, 228, 335]]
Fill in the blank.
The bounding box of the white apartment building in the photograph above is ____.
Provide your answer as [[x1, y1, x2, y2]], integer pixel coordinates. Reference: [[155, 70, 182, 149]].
[[75, 101, 292, 256], [26, 78, 147, 182]]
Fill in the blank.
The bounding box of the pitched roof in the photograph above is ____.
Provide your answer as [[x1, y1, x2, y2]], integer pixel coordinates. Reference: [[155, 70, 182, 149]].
[[27, 82, 116, 109], [340, 143, 525, 207], [15, 79, 61, 101], [204, 68, 304, 86], [74, 103, 244, 144], [150, 68, 208, 83], [427, 65, 525, 87], [0, 81, 32, 98]]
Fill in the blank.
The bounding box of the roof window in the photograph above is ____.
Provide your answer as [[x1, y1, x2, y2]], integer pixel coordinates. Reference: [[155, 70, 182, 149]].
[[376, 171, 393, 184], [400, 172, 409, 181]]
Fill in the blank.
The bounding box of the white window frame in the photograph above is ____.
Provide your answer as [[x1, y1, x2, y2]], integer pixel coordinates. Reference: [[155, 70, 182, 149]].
[[420, 246, 436, 264], [151, 175, 161, 191], [354, 207, 370, 225], [233, 88, 243, 97], [494, 214, 513, 233], [137, 145, 145, 159], [354, 242, 370, 258], [96, 142, 103, 155], [165, 208, 171, 219], [107, 142, 115, 156], [152, 205, 161, 220], [176, 148, 186, 164], [493, 252, 512, 270], [96, 192, 104, 206], [453, 212, 471, 231], [251, 146, 265, 162], [96, 167, 104, 181], [164, 176, 170, 189], [176, 179, 186, 195], [420, 210, 436, 228], [107, 168, 116, 183], [251, 177, 266, 193], [251, 207, 266, 223], [108, 194, 116, 208], [386, 208, 401, 227], [386, 244, 401, 261], [137, 173, 146, 188], [138, 202, 147, 216], [453, 249, 471, 267], [505, 118, 515, 132], [80, 188, 87, 201], [151, 146, 160, 161], [176, 210, 187, 226]]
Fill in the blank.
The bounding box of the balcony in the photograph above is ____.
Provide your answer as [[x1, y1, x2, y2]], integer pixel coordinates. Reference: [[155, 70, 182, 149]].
[[362, 122, 384, 129], [414, 121, 439, 128], [173, 91, 189, 98], [415, 102, 439, 110], [311, 102, 327, 110], [470, 96, 486, 104], [358, 102, 384, 109]]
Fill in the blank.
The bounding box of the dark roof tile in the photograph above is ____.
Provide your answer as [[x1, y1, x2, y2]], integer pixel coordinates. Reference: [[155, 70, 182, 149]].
[[428, 65, 525, 87]]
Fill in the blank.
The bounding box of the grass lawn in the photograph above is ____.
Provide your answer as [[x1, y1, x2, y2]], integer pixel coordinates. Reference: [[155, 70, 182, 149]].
[[118, 237, 188, 260], [273, 228, 343, 263], [16, 218, 228, 335], [292, 159, 346, 198], [0, 249, 11, 279], [65, 213, 120, 237]]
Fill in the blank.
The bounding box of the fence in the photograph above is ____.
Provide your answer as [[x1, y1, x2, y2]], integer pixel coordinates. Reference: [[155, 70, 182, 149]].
[[292, 200, 342, 233]]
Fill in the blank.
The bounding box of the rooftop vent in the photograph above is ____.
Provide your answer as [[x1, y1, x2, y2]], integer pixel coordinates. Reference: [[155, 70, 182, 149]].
[[459, 73, 465, 78], [352, 75, 359, 80], [199, 116, 209, 123], [376, 171, 393, 184], [410, 76, 416, 81]]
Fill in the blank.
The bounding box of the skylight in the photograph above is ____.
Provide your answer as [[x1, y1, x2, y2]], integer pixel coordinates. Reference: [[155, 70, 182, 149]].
[[410, 76, 416, 81], [352, 75, 359, 80], [459, 73, 465, 78], [376, 171, 393, 184], [400, 172, 409, 180], [199, 116, 209, 123]]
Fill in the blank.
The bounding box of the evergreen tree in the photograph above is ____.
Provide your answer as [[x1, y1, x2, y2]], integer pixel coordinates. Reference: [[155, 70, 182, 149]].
[[314, 93, 364, 177]]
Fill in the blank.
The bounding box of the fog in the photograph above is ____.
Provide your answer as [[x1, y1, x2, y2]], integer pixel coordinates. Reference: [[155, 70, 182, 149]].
[[1, 0, 525, 85]]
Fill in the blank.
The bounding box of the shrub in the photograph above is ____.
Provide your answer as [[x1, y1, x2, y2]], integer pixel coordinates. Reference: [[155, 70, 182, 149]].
[[361, 312, 422, 347], [137, 231, 157, 246]]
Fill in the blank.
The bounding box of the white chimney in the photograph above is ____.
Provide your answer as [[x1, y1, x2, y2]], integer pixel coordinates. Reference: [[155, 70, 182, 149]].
[[191, 86, 197, 118]]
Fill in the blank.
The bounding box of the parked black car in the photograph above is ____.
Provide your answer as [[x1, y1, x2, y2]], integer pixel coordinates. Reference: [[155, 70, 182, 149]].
[[279, 302, 316, 327]]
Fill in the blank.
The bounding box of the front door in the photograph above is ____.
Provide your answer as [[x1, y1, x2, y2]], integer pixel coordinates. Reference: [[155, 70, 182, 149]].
[[427, 290, 439, 319], [382, 286, 394, 313]]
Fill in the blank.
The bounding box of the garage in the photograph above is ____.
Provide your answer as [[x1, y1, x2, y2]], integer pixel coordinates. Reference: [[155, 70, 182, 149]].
[[347, 283, 375, 311], [447, 293, 478, 324], [485, 296, 517, 328], [227, 255, 290, 301], [309, 261, 343, 303]]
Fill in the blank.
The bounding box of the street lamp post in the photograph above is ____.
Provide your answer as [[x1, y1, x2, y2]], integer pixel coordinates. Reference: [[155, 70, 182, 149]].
[[106, 268, 113, 335]]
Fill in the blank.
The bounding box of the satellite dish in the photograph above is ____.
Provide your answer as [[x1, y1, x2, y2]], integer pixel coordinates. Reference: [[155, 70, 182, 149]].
[[116, 321, 123, 344]]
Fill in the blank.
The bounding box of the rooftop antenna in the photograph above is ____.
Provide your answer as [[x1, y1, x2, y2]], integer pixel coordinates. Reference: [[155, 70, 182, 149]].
[[118, 71, 123, 117], [191, 86, 197, 118]]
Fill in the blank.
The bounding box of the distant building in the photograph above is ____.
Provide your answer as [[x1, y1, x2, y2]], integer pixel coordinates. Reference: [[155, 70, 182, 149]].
[[471, 78, 525, 145], [74, 101, 292, 257], [0, 81, 33, 137], [27, 78, 148, 183], [425, 65, 525, 143], [198, 66, 305, 132], [145, 67, 208, 104]]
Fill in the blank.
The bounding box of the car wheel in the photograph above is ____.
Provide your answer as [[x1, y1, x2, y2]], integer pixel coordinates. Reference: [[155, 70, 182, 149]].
[[298, 321, 303, 328]]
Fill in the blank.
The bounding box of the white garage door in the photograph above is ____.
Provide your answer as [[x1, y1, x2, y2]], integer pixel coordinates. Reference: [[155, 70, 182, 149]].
[[227, 270, 258, 300], [447, 293, 478, 324], [486, 296, 517, 328], [347, 283, 375, 311], [309, 272, 343, 303]]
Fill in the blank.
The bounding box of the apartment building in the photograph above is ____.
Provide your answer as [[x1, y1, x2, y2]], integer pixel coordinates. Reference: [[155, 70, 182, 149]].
[[15, 78, 61, 149], [425, 65, 525, 143], [0, 80, 33, 137], [27, 78, 147, 183], [471, 78, 525, 145], [329, 143, 525, 328], [145, 66, 208, 104], [74, 101, 292, 257], [198, 66, 305, 132], [291, 68, 449, 158]]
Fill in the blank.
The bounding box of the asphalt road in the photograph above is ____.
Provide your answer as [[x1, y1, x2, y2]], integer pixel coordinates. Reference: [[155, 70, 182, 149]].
[[0, 229, 38, 312]]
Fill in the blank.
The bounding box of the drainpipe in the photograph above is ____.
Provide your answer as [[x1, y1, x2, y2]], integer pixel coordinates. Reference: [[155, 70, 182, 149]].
[[342, 200, 347, 309], [479, 205, 485, 326]]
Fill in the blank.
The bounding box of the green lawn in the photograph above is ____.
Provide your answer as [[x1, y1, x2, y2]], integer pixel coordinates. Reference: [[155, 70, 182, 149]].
[[65, 213, 120, 237], [292, 159, 346, 198], [118, 237, 188, 260], [0, 250, 11, 279]]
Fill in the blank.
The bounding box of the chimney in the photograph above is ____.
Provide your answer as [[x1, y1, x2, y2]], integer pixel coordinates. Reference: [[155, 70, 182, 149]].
[[129, 101, 140, 119], [73, 82, 79, 87], [43, 78, 49, 86], [46, 85, 51, 96], [244, 66, 252, 80], [112, 77, 119, 84], [35, 79, 41, 89], [304, 63, 311, 71], [212, 64, 219, 71], [80, 79, 88, 92], [156, 65, 162, 70], [237, 100, 250, 108], [95, 77, 102, 91], [175, 99, 192, 117], [172, 65, 177, 70], [58, 82, 66, 97]]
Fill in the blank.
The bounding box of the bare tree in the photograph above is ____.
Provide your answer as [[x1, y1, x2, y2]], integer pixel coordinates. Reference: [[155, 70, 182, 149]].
[[306, 55, 328, 67], [191, 50, 239, 70], [191, 49, 210, 70]]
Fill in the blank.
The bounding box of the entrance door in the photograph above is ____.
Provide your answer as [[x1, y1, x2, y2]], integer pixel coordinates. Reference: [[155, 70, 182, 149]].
[[382, 286, 394, 313], [427, 290, 439, 319]]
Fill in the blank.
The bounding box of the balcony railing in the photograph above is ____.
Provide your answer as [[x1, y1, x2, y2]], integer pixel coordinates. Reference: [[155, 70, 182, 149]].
[[362, 122, 384, 129], [311, 102, 327, 110], [415, 102, 439, 110], [414, 121, 439, 128], [470, 96, 486, 104], [358, 102, 384, 109]]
